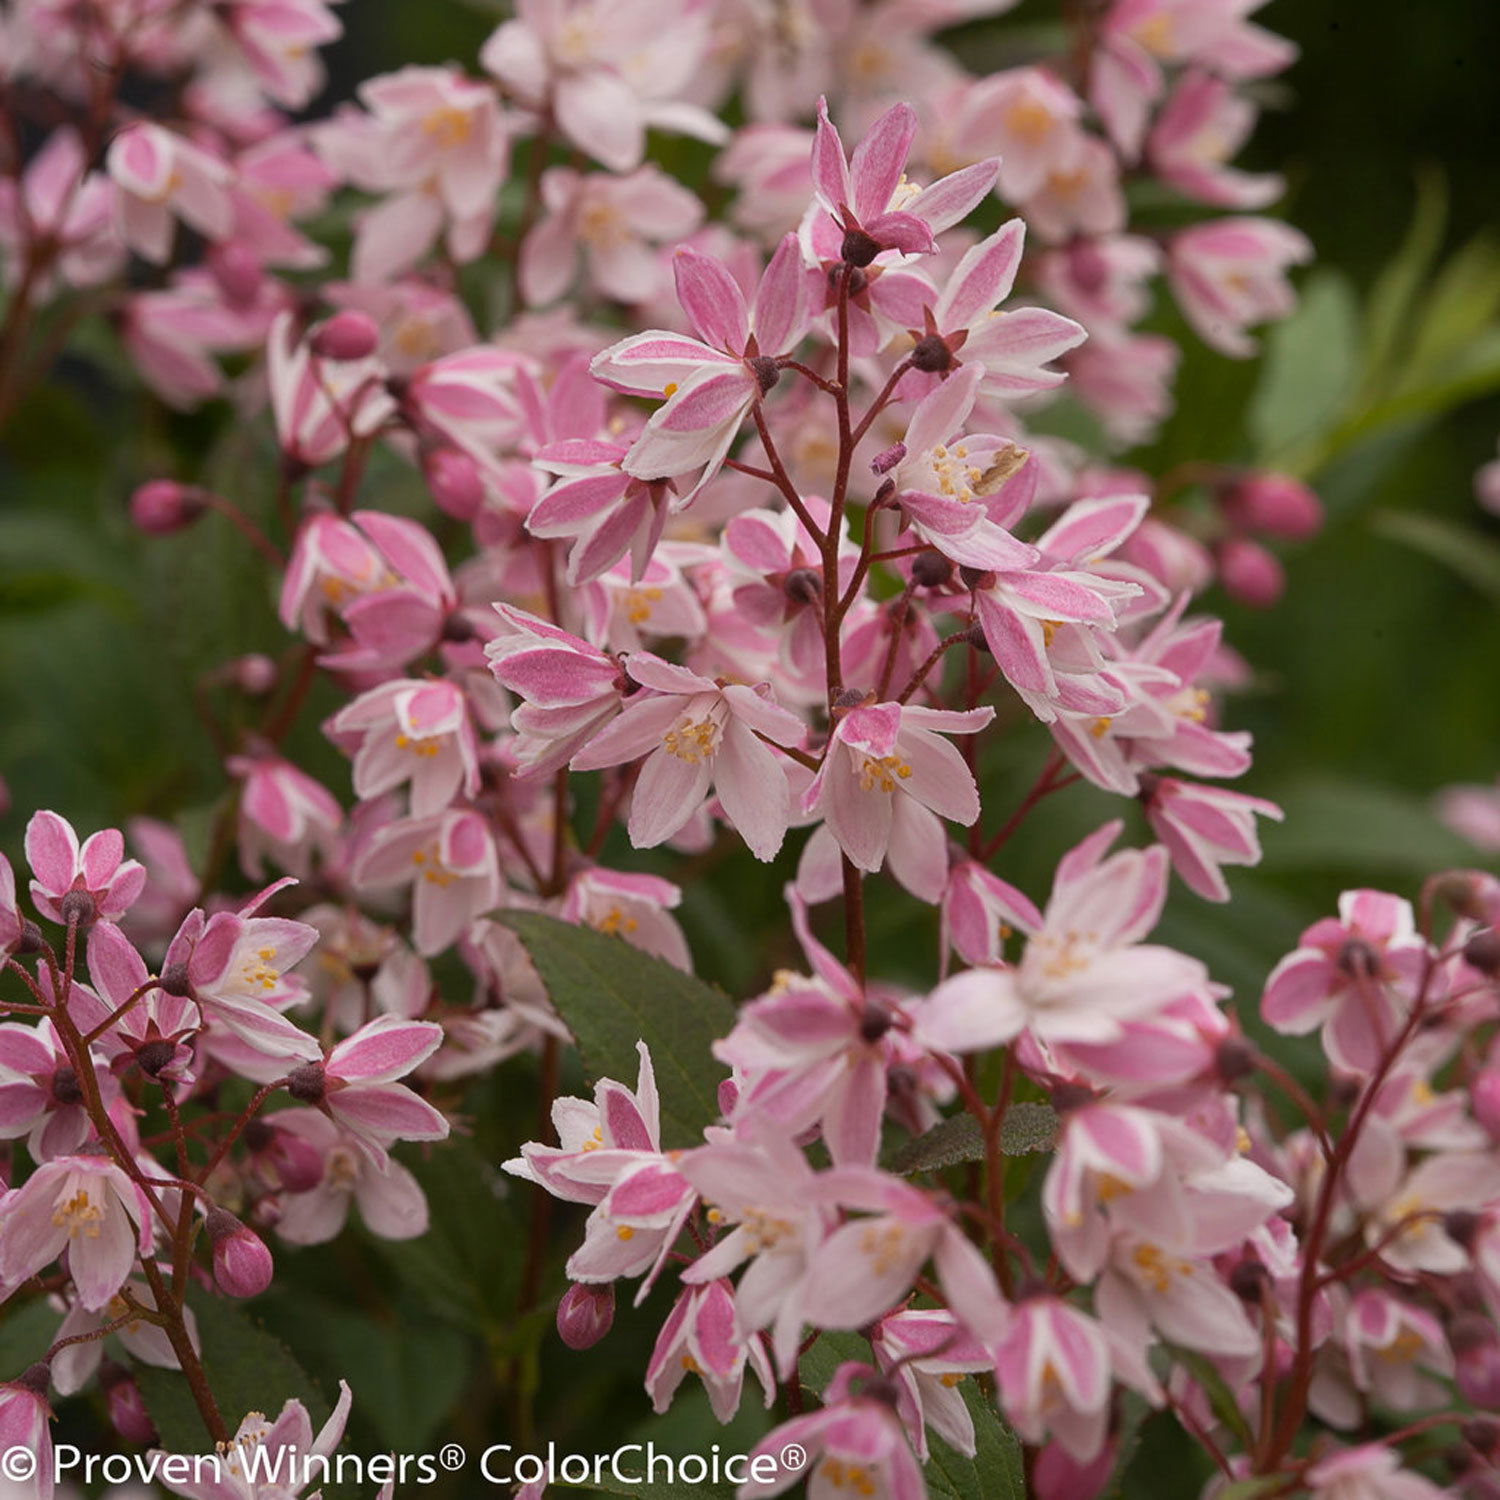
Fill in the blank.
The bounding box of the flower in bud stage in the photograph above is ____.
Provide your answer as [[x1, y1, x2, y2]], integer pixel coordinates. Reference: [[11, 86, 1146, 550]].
[[1473, 1070, 1500, 1140], [1217, 535, 1285, 608], [206, 1207, 275, 1297], [310, 309, 381, 362], [101, 1364, 158, 1445], [556, 1282, 614, 1350], [423, 446, 486, 521], [130, 479, 208, 535], [1221, 472, 1323, 540]]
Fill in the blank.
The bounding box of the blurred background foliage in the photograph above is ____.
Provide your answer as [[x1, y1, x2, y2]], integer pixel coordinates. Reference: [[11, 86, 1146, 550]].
[[2, 2, 1500, 1495]]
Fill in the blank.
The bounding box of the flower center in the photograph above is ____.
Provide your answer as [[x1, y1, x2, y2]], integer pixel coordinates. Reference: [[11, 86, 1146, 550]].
[[240, 946, 281, 993], [663, 715, 720, 763], [421, 105, 473, 150], [859, 754, 912, 793], [53, 1186, 105, 1238]]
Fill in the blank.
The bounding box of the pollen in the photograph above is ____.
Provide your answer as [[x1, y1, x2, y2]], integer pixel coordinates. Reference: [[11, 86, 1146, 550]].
[[421, 104, 473, 150], [624, 585, 663, 624], [859, 754, 912, 793], [52, 1186, 105, 1239], [1005, 96, 1055, 145], [663, 714, 721, 763], [858, 1220, 908, 1276], [1131, 1241, 1194, 1293], [742, 1206, 794, 1253], [595, 906, 640, 937], [824, 1460, 876, 1496], [939, 1372, 965, 1388], [616, 1225, 636, 1241], [1088, 716, 1112, 738], [581, 1126, 604, 1153], [663, 382, 679, 398]]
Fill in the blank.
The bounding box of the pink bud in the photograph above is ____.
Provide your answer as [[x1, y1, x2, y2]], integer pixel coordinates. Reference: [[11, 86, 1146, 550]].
[[130, 480, 207, 535], [1474, 1071, 1500, 1141], [1218, 536, 1285, 608], [1033, 1438, 1115, 1500], [424, 447, 486, 521], [1454, 1315, 1500, 1408], [244, 1119, 326, 1193], [230, 654, 278, 696], [205, 1208, 274, 1297], [1222, 472, 1323, 540], [102, 1365, 157, 1445], [556, 1283, 614, 1350], [311, 310, 380, 362], [870, 441, 907, 475], [208, 243, 263, 308]]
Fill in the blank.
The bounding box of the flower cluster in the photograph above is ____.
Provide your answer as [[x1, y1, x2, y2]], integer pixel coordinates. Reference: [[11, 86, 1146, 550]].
[[6, 2, 1491, 1499]]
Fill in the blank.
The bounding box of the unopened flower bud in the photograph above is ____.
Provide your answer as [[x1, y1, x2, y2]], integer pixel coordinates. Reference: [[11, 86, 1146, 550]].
[[206, 1208, 274, 1298], [311, 310, 380, 362], [423, 447, 486, 521], [208, 243, 263, 308], [556, 1282, 614, 1350], [1221, 472, 1323, 540], [870, 441, 907, 475], [1452, 1314, 1500, 1408], [1217, 536, 1285, 609], [1033, 1436, 1115, 1500], [101, 1363, 157, 1445], [130, 480, 208, 535]]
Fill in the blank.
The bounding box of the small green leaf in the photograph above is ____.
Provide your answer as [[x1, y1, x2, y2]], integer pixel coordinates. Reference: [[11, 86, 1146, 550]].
[[498, 912, 737, 1148], [0, 1298, 61, 1371], [1373, 509, 1500, 606], [134, 1287, 326, 1454], [887, 1104, 1058, 1175], [1359, 169, 1448, 399], [1248, 271, 1360, 463]]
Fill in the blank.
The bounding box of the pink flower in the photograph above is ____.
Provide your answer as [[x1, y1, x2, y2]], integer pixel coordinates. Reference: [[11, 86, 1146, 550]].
[[318, 66, 509, 282], [521, 165, 703, 306], [485, 605, 626, 776], [559, 868, 691, 970], [993, 1296, 1113, 1461], [571, 653, 805, 861], [804, 701, 990, 876], [279, 1014, 449, 1164], [0, 127, 121, 291], [74, 920, 198, 1085], [1260, 890, 1431, 1072], [920, 823, 1208, 1052], [676, 1136, 836, 1376], [164, 880, 325, 1062], [352, 808, 501, 954], [0, 1156, 153, 1311], [266, 310, 396, 466], [1305, 1444, 1448, 1500], [107, 123, 234, 263], [1, 853, 26, 957], [1168, 216, 1312, 356], [0, 1018, 97, 1159], [329, 677, 480, 816], [0, 1367, 52, 1500], [1148, 70, 1281, 208], [908, 220, 1086, 398], [49, 1276, 195, 1396], [590, 234, 808, 493], [646, 1280, 773, 1422], [157, 1380, 353, 1500], [802, 1167, 1008, 1345], [977, 68, 1087, 204], [226, 0, 344, 109], [25, 810, 146, 926], [942, 858, 1043, 968], [740, 1362, 925, 1500], [809, 98, 996, 265], [1141, 776, 1282, 901], [1438, 778, 1500, 854], [479, 0, 726, 173], [871, 1308, 991, 1461], [267, 1109, 430, 1243], [228, 750, 343, 880]]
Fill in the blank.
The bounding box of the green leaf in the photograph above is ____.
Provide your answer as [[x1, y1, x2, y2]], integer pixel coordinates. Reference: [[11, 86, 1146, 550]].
[[1163, 1346, 1253, 1451], [0, 1298, 61, 1370], [1372, 508, 1500, 606], [1248, 270, 1360, 462], [134, 1287, 326, 1454], [1257, 772, 1474, 874], [1401, 231, 1500, 387], [498, 912, 737, 1149], [369, 1135, 525, 1334], [1359, 169, 1448, 399], [886, 1104, 1058, 1175]]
